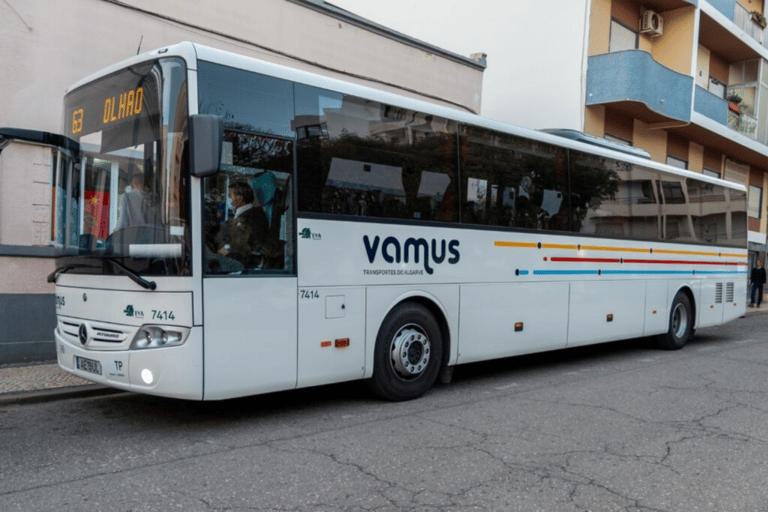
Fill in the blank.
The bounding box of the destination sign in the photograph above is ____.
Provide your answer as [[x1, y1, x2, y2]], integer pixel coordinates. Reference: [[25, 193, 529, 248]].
[[70, 86, 145, 136]]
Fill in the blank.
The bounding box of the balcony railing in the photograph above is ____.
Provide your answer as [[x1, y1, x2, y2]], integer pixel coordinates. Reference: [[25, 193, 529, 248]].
[[586, 51, 693, 122], [707, 0, 767, 48], [694, 86, 759, 140], [694, 85, 728, 124]]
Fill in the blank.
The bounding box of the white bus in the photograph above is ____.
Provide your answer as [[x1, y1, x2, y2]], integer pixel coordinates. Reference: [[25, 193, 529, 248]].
[[39, 42, 747, 401]]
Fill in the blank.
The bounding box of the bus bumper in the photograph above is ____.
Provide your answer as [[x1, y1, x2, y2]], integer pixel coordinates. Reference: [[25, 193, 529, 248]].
[[55, 326, 203, 400]]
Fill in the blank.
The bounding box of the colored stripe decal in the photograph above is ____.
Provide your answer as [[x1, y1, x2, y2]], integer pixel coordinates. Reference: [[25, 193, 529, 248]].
[[494, 241, 538, 248], [496, 240, 748, 258], [550, 257, 744, 266], [532, 270, 747, 276], [533, 270, 599, 275], [579, 245, 649, 253]]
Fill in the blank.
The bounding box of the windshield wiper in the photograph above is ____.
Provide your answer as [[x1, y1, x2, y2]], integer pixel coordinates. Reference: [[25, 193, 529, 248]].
[[47, 257, 157, 290], [47, 263, 100, 283], [105, 258, 157, 290]]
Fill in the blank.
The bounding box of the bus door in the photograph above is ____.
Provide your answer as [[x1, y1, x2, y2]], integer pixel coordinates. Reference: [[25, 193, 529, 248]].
[[201, 133, 298, 400]]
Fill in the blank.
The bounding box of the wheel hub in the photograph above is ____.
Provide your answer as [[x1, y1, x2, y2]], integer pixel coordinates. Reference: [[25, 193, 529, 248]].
[[672, 303, 688, 338], [391, 326, 431, 378]]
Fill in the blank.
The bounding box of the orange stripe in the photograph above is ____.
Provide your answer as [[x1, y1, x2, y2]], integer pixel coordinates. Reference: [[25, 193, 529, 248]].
[[540, 243, 579, 250], [579, 245, 649, 253], [494, 241, 537, 248], [652, 249, 719, 257]]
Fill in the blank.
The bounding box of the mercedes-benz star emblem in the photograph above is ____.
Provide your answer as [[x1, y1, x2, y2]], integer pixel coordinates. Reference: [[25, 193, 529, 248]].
[[78, 324, 88, 346]]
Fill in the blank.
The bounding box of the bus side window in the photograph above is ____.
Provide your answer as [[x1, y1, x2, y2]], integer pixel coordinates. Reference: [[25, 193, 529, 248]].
[[294, 84, 459, 223], [460, 126, 569, 231], [203, 132, 294, 275]]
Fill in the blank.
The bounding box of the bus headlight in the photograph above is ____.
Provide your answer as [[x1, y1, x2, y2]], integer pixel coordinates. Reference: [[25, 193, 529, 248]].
[[130, 326, 189, 350]]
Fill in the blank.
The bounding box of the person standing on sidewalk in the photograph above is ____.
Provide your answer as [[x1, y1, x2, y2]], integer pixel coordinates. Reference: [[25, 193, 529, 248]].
[[750, 259, 766, 307]]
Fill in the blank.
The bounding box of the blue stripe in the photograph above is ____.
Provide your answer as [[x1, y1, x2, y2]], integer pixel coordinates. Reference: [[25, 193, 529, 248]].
[[601, 270, 692, 275], [533, 270, 599, 275], [692, 271, 747, 275]]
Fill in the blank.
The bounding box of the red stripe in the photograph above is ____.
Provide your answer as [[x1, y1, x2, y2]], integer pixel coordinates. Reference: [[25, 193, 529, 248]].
[[623, 259, 742, 266], [551, 257, 620, 263], [550, 257, 743, 266]]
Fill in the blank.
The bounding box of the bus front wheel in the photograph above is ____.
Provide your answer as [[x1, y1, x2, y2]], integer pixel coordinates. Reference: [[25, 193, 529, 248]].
[[657, 291, 693, 350], [368, 302, 443, 401]]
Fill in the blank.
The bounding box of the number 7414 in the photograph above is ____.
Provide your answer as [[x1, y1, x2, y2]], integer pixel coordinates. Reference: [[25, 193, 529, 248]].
[[152, 310, 175, 320]]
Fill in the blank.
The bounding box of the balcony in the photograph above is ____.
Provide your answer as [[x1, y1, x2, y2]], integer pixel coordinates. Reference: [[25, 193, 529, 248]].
[[705, 0, 766, 49], [586, 51, 693, 123], [694, 85, 728, 125]]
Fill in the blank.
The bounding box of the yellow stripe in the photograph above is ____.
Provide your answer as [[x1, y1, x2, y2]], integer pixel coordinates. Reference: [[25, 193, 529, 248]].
[[540, 243, 579, 250], [494, 241, 537, 248], [579, 245, 649, 253], [653, 249, 719, 257]]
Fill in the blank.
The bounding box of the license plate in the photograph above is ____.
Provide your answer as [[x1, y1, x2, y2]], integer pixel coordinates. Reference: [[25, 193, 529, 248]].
[[75, 356, 102, 375]]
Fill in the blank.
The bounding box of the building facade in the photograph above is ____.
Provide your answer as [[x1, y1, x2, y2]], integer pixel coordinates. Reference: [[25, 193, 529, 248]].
[[0, 0, 485, 364], [584, 0, 768, 269]]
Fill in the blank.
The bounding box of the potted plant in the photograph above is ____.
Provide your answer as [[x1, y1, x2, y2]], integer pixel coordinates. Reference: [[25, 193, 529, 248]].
[[727, 94, 742, 114], [752, 11, 767, 29]]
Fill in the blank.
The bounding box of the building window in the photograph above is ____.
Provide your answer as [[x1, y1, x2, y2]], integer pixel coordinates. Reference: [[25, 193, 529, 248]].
[[708, 77, 726, 98], [749, 185, 762, 218], [666, 156, 688, 170], [702, 168, 721, 179], [609, 20, 638, 53]]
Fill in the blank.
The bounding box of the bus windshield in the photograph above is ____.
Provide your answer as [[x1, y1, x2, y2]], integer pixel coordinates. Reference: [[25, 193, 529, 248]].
[[54, 57, 191, 277]]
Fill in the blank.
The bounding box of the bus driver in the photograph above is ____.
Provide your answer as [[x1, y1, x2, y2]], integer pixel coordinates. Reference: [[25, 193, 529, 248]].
[[216, 181, 269, 268]]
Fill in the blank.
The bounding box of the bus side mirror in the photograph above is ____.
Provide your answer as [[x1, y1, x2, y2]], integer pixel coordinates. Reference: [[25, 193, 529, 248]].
[[189, 115, 223, 178]]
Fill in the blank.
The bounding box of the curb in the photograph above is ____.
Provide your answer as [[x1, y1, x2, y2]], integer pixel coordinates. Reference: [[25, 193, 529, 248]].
[[0, 384, 124, 407]]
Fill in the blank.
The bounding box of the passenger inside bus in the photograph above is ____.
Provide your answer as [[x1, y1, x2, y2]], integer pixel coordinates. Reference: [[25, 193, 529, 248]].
[[116, 171, 153, 229], [215, 180, 269, 269]]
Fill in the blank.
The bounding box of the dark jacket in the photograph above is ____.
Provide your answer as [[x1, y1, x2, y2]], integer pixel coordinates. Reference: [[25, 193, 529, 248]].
[[219, 206, 269, 268], [751, 265, 767, 285]]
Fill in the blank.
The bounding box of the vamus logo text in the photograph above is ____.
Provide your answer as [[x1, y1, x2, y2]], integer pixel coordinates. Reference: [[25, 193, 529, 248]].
[[363, 235, 460, 275]]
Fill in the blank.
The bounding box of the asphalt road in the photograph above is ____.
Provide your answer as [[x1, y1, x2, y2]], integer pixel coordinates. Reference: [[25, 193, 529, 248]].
[[2, 312, 768, 511]]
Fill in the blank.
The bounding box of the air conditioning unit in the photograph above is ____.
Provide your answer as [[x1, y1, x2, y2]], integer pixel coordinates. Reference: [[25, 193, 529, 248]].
[[641, 10, 664, 36]]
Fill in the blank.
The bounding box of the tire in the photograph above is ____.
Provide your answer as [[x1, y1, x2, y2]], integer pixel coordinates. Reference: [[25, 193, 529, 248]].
[[656, 291, 693, 350], [368, 302, 443, 401]]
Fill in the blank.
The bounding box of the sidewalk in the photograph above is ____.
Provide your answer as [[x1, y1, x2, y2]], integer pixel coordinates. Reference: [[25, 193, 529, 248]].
[[0, 362, 119, 406], [1, 305, 766, 405]]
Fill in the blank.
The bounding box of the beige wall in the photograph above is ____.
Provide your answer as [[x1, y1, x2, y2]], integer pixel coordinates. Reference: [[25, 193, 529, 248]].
[[633, 120, 668, 162], [0, 257, 54, 294], [0, 143, 52, 247], [737, 0, 763, 15], [650, 7, 695, 76], [689, 142, 705, 173], [584, 105, 606, 135], [589, 0, 612, 56]]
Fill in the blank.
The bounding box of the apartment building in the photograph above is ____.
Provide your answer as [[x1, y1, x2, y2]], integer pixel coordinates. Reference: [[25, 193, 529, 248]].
[[585, 0, 768, 268], [0, 0, 486, 364]]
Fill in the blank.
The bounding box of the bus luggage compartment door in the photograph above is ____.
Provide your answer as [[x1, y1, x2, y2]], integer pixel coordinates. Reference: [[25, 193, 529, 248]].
[[457, 282, 569, 364], [297, 287, 366, 388]]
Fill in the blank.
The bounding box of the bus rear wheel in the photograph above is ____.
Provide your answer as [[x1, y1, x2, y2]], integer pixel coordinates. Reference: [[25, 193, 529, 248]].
[[657, 291, 693, 350], [368, 302, 443, 401]]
